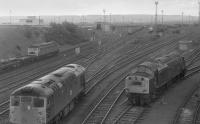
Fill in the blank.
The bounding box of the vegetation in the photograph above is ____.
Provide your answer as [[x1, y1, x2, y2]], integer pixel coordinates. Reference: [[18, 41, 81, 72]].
[[44, 22, 89, 45]]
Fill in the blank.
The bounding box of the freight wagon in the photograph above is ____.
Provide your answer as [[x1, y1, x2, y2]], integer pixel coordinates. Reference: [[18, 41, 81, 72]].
[[125, 52, 186, 105]]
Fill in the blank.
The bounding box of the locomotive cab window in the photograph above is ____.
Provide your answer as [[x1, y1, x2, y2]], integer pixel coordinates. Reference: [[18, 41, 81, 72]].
[[137, 66, 153, 75], [131, 81, 142, 86], [33, 98, 44, 107], [11, 96, 20, 106]]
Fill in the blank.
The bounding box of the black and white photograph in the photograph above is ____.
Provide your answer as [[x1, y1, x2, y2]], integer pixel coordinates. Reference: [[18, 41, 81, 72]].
[[0, 0, 200, 124]]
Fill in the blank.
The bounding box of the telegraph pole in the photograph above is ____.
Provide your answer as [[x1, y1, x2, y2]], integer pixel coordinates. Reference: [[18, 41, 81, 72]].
[[199, 1, 200, 25], [38, 16, 40, 25], [155, 1, 159, 30], [161, 10, 164, 25], [110, 13, 112, 24], [9, 10, 12, 24], [182, 12, 184, 25], [103, 9, 106, 23]]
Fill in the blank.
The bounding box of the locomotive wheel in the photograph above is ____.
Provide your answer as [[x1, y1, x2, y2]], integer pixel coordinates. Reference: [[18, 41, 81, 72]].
[[69, 100, 75, 111], [135, 96, 140, 105], [140, 99, 145, 106], [63, 106, 70, 116]]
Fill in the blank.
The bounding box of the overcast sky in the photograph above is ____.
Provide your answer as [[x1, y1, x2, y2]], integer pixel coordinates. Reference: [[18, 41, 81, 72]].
[[0, 0, 198, 16]]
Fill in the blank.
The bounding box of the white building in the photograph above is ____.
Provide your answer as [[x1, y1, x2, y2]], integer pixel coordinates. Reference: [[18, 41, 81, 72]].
[[19, 16, 44, 25]]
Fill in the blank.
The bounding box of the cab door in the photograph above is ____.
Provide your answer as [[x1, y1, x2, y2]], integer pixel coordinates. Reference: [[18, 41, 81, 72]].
[[46, 95, 54, 122]]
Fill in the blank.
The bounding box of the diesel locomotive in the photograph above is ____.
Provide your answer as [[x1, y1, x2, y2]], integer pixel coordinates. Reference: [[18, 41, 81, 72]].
[[0, 41, 59, 73], [125, 52, 186, 105], [9, 64, 85, 124]]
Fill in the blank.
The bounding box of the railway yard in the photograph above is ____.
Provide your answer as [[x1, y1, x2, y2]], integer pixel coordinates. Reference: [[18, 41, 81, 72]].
[[1, 24, 200, 124]]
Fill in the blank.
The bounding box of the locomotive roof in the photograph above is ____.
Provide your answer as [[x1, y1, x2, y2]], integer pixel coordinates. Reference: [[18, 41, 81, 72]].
[[139, 61, 158, 72], [129, 72, 154, 79], [11, 83, 54, 97], [29, 41, 56, 48], [154, 52, 181, 64], [11, 64, 85, 97]]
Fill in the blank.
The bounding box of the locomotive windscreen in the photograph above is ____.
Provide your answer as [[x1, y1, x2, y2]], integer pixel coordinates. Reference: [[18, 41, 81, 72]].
[[136, 66, 153, 75], [33, 97, 44, 107], [131, 81, 142, 86], [11, 96, 20, 106]]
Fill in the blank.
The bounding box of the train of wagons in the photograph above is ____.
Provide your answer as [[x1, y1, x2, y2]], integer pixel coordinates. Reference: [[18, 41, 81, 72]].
[[0, 41, 59, 73], [125, 52, 186, 105], [10, 64, 85, 124]]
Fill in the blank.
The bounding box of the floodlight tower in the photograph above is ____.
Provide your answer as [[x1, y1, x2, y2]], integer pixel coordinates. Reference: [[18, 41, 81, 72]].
[[161, 10, 164, 25], [199, 1, 200, 25], [110, 13, 112, 24], [103, 9, 106, 23], [9, 10, 12, 24], [182, 12, 184, 25], [155, 1, 159, 30]]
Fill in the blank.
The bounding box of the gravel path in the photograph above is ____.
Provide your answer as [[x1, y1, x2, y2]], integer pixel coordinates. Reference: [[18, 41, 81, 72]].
[[138, 73, 200, 124]]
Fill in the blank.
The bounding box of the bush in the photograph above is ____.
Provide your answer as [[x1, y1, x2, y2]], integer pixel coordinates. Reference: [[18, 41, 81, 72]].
[[34, 30, 40, 37], [45, 22, 88, 45], [24, 30, 32, 39]]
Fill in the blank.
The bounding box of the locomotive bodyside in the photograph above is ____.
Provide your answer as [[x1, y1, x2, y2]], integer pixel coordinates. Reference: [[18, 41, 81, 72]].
[[154, 53, 185, 88], [28, 41, 59, 57], [10, 64, 85, 124]]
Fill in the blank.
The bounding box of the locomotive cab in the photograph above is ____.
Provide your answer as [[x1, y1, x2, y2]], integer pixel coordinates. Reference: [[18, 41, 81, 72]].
[[10, 64, 86, 124], [125, 74, 150, 94], [10, 94, 47, 124], [125, 62, 157, 105]]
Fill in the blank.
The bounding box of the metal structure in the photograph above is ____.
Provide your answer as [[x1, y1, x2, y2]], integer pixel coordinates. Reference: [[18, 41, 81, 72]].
[[155, 1, 159, 29], [109, 13, 112, 24], [9, 10, 12, 24], [103, 9, 106, 23], [199, 1, 200, 25], [161, 10, 164, 25], [182, 12, 184, 25]]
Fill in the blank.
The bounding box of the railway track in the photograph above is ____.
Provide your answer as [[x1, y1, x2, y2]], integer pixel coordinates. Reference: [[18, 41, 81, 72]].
[[81, 74, 127, 124], [79, 34, 185, 124], [186, 47, 200, 67], [0, 41, 96, 80], [0, 28, 194, 123], [109, 50, 200, 124], [171, 64, 200, 124], [0, 46, 97, 93], [113, 106, 145, 124], [80, 29, 200, 124], [0, 48, 99, 120], [0, 29, 143, 121], [85, 34, 183, 95], [80, 31, 199, 124]]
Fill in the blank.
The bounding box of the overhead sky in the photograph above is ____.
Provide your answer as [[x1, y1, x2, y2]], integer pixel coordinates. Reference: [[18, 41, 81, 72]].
[[0, 0, 198, 16]]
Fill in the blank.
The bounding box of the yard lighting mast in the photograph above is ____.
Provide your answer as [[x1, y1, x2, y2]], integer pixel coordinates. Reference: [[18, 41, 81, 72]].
[[161, 10, 164, 25], [9, 10, 12, 24], [182, 12, 184, 25], [110, 13, 112, 24], [103, 9, 106, 23], [155, 1, 159, 30], [199, 1, 200, 25]]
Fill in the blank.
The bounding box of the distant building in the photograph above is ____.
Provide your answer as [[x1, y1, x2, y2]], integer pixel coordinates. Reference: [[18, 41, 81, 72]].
[[96, 22, 113, 32], [19, 16, 44, 25]]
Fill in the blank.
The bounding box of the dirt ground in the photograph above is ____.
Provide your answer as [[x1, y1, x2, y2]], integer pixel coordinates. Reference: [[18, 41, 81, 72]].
[[0, 25, 44, 59]]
